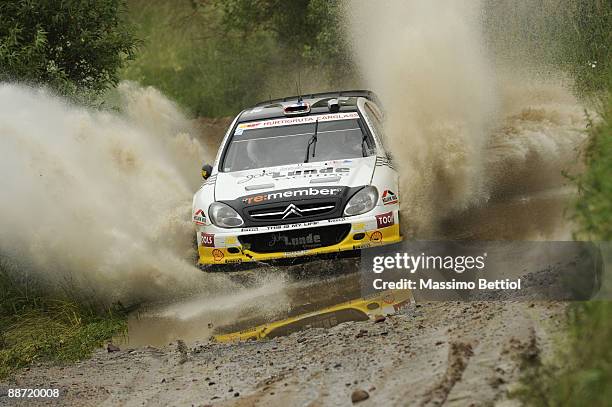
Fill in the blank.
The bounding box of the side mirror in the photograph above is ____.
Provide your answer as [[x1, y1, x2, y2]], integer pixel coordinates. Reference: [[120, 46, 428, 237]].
[[201, 164, 213, 180]]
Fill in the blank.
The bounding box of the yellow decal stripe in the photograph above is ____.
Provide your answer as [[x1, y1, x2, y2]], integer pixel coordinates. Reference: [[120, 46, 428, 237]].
[[198, 224, 401, 265]]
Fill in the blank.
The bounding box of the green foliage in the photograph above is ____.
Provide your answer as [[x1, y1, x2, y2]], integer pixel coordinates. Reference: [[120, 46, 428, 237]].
[[0, 271, 126, 379], [0, 0, 138, 98], [121, 0, 271, 116], [520, 89, 612, 406], [303, 0, 350, 66], [513, 302, 612, 406], [215, 0, 355, 105], [559, 0, 612, 94], [511, 3, 611, 404], [573, 86, 612, 241], [483, 0, 611, 95], [122, 0, 353, 117], [216, 0, 349, 64], [0, 1, 135, 379]]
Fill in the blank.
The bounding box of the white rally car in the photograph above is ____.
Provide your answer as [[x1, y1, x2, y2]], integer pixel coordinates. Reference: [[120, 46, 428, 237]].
[[192, 90, 401, 268]]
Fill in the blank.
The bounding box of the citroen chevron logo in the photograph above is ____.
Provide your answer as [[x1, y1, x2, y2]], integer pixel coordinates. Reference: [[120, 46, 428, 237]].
[[250, 203, 335, 219], [282, 203, 303, 219]]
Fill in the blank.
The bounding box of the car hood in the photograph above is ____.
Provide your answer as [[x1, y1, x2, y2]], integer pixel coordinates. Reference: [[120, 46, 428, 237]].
[[214, 156, 376, 201]]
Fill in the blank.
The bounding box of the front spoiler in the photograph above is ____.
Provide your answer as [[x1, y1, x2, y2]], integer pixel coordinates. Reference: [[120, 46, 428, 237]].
[[198, 223, 401, 266]]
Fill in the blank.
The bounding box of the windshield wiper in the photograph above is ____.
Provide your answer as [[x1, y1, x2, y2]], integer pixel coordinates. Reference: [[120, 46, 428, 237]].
[[304, 119, 319, 163]]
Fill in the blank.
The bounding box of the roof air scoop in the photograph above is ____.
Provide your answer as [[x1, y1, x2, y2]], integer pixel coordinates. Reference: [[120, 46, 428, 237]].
[[327, 98, 340, 113], [283, 101, 310, 116]]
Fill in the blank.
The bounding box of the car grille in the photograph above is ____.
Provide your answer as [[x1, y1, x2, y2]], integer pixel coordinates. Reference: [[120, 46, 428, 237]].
[[239, 224, 351, 253], [247, 202, 337, 222]]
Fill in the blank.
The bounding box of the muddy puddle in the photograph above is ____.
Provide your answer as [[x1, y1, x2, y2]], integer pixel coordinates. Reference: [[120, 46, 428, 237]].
[[118, 259, 369, 347], [118, 190, 588, 348]]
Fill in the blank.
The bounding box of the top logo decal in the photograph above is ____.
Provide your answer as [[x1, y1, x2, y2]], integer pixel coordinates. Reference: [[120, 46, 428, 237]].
[[381, 190, 398, 205]]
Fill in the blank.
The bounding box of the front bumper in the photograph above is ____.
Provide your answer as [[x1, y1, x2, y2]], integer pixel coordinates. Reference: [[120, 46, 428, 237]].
[[197, 218, 401, 266]]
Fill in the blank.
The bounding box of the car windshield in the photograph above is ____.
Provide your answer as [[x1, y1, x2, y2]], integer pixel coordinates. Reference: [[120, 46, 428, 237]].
[[221, 113, 373, 172]]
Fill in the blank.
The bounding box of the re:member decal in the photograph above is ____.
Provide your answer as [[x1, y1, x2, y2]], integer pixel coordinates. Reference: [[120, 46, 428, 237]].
[[242, 187, 343, 205]]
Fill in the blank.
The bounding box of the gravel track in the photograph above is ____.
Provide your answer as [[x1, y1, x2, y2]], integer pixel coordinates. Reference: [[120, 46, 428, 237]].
[[1, 300, 566, 407]]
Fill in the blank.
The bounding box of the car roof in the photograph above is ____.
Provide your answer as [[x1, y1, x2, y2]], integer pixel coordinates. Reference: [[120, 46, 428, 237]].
[[237, 90, 382, 123]]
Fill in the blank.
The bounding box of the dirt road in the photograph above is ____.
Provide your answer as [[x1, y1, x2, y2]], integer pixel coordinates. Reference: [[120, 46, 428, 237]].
[[1, 299, 566, 407], [0, 80, 596, 406], [1, 185, 601, 406]]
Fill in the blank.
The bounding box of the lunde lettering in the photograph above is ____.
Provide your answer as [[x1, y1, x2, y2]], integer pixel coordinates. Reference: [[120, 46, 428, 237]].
[[269, 233, 322, 247]]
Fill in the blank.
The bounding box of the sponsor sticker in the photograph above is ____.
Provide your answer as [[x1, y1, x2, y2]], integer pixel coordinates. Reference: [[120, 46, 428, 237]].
[[370, 231, 383, 242], [241, 227, 259, 232], [201, 232, 214, 247], [237, 167, 350, 184], [242, 186, 343, 205], [327, 217, 347, 224], [193, 209, 207, 225], [237, 172, 266, 184], [376, 211, 395, 229], [381, 190, 398, 205], [234, 112, 359, 134], [212, 249, 224, 262], [269, 233, 321, 248], [283, 250, 309, 257], [352, 222, 367, 231]]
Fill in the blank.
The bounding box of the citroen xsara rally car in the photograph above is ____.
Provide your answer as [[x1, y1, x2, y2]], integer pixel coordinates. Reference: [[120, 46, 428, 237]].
[[192, 90, 401, 269]]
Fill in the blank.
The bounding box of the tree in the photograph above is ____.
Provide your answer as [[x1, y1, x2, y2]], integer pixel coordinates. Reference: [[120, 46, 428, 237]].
[[213, 0, 350, 66], [0, 0, 139, 97]]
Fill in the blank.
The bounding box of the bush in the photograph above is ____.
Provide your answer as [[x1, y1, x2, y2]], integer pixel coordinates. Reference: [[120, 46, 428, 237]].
[[560, 0, 612, 94], [216, 0, 349, 66], [515, 71, 612, 407], [574, 87, 612, 241], [512, 3, 611, 402], [0, 0, 138, 98], [121, 0, 353, 117], [513, 301, 612, 406]]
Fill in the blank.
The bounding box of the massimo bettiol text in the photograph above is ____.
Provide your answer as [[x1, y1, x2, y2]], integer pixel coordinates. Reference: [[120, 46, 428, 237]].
[[370, 252, 522, 291]]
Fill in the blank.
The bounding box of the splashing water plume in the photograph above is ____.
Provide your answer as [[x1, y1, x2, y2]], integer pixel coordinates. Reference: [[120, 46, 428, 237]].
[[345, 0, 588, 237], [0, 83, 287, 310], [0, 1, 595, 347]]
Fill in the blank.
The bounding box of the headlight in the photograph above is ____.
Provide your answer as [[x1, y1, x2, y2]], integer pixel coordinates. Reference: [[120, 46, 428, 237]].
[[344, 186, 378, 216], [209, 202, 244, 228]]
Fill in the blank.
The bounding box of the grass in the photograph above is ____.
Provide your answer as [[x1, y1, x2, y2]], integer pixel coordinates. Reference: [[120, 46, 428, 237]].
[[510, 1, 611, 401], [573, 90, 612, 241], [120, 0, 288, 117], [513, 71, 612, 406], [513, 301, 612, 406], [0, 270, 126, 380], [120, 0, 353, 117]]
